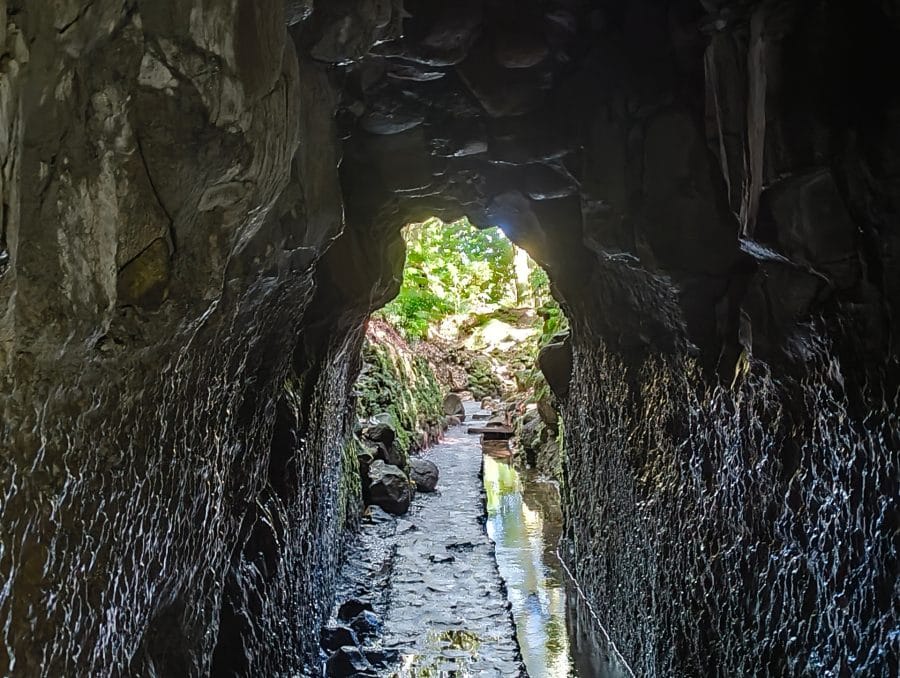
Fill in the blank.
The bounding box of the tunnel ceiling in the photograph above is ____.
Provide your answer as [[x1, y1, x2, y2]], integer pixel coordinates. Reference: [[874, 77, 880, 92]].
[[304, 0, 900, 376]]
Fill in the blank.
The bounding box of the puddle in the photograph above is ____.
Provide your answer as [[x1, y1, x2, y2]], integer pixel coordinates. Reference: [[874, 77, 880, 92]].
[[484, 456, 629, 678]]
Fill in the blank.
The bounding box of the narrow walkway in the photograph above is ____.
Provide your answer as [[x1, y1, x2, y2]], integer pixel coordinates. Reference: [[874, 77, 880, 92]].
[[381, 422, 524, 676], [332, 416, 524, 677]]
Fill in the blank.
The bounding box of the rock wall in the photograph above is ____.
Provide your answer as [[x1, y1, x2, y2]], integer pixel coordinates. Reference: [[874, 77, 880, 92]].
[[563, 342, 899, 676], [0, 1, 378, 675], [2, 0, 899, 676]]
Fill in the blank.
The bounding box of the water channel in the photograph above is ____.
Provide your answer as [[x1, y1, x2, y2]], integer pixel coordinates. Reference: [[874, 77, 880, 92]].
[[483, 455, 629, 678]]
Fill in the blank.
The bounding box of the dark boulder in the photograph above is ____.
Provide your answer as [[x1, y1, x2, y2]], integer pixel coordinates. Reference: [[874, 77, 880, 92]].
[[362, 422, 395, 448], [538, 335, 572, 400], [337, 598, 374, 622], [367, 461, 414, 515], [385, 441, 408, 471], [409, 457, 440, 492]]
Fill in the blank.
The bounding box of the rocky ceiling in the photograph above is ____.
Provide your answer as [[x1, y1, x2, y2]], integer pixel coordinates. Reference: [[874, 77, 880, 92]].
[[312, 0, 899, 379]]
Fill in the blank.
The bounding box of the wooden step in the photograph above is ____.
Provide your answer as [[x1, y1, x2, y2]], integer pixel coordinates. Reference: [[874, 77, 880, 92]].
[[467, 425, 514, 440]]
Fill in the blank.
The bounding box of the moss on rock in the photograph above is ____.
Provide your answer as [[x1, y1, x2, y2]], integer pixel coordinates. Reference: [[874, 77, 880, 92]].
[[355, 322, 445, 457]]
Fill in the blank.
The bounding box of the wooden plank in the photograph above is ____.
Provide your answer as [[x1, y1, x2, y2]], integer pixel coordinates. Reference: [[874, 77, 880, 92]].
[[467, 425, 514, 439]]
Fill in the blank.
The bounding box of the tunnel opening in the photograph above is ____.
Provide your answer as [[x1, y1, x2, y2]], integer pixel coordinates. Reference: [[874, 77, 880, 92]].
[[346, 211, 571, 507], [370, 215, 565, 416], [322, 213, 603, 676]]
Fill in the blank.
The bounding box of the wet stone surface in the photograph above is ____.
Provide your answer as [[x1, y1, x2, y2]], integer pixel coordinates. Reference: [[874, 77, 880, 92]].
[[330, 420, 525, 677]]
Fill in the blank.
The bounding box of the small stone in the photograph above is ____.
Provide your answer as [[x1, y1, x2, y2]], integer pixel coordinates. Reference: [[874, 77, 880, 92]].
[[442, 393, 465, 417], [325, 645, 372, 676], [365, 648, 400, 669], [349, 610, 381, 639]]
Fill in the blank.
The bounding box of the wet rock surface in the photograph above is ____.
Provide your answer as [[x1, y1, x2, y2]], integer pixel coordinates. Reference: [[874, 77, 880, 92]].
[[331, 419, 524, 676]]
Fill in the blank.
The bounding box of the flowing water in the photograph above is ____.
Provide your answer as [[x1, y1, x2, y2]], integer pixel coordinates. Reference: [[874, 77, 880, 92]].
[[484, 455, 629, 678]]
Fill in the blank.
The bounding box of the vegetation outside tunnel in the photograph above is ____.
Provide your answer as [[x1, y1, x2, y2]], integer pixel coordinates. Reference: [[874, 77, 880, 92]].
[[355, 216, 569, 480]]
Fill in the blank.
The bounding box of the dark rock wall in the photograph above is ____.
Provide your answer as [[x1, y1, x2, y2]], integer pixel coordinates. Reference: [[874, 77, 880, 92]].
[[563, 343, 899, 676], [2, 0, 899, 676], [553, 3, 900, 675], [0, 2, 373, 675]]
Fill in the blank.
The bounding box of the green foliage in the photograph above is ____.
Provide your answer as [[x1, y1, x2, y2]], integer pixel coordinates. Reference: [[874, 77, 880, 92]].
[[528, 266, 552, 306], [379, 217, 519, 339], [537, 300, 568, 347], [385, 287, 450, 341]]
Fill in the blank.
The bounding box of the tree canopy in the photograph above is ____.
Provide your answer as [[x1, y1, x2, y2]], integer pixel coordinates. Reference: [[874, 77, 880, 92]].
[[378, 217, 549, 340]]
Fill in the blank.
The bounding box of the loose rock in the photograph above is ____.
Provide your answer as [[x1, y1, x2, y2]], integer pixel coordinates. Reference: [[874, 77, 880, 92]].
[[349, 610, 381, 639], [409, 457, 440, 492], [442, 393, 465, 419], [338, 598, 374, 622], [367, 461, 414, 515], [320, 625, 359, 652], [362, 422, 396, 448], [538, 335, 572, 400]]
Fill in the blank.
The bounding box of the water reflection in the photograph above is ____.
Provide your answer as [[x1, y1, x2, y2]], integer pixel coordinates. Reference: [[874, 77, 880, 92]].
[[484, 456, 625, 678]]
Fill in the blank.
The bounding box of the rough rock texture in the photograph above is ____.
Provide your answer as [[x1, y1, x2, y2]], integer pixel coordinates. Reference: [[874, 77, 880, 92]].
[[2, 1, 899, 676], [408, 456, 439, 492], [366, 460, 413, 516], [0, 2, 387, 675]]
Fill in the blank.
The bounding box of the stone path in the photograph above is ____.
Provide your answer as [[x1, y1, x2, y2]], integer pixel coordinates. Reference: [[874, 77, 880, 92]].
[[331, 416, 525, 677]]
